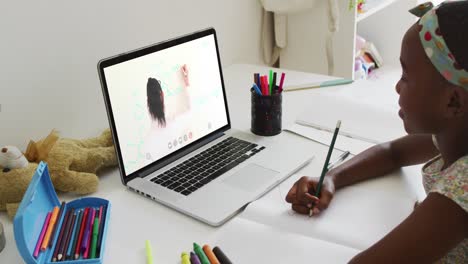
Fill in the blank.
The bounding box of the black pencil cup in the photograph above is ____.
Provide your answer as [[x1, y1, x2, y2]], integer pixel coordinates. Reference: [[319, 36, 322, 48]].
[[251, 88, 282, 136]]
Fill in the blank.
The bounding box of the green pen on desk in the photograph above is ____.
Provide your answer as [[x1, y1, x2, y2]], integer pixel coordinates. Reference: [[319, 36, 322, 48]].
[[146, 240, 153, 264], [311, 120, 341, 217], [283, 78, 353, 92]]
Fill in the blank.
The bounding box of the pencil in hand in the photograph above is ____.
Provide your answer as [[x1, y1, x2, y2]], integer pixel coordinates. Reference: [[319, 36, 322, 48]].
[[310, 120, 341, 217]]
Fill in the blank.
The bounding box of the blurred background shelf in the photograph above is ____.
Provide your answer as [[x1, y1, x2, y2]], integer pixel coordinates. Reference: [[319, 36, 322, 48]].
[[357, 0, 400, 22], [279, 0, 417, 80]]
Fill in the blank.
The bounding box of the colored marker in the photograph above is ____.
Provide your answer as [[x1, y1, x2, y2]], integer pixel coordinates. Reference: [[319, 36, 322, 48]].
[[213, 246, 233, 264], [52, 209, 71, 262], [69, 210, 83, 260], [254, 73, 260, 88], [41, 206, 58, 251], [269, 69, 273, 95], [58, 209, 75, 261], [96, 205, 108, 257], [145, 240, 153, 264], [181, 252, 191, 264], [252, 83, 262, 95], [203, 244, 220, 264], [190, 252, 202, 264], [75, 207, 89, 259], [272, 72, 277, 92], [48, 201, 65, 248], [262, 75, 269, 95], [33, 212, 51, 258], [279, 72, 286, 92], [193, 242, 210, 264]]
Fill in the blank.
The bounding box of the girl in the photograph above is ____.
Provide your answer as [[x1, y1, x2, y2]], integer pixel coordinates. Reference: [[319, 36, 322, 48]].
[[285, 1, 468, 263]]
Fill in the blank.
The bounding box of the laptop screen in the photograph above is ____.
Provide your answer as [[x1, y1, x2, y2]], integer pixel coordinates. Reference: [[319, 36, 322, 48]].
[[101, 32, 229, 176]]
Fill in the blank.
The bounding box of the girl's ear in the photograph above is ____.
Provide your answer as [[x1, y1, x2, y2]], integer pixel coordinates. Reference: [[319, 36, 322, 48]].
[[446, 86, 468, 118]]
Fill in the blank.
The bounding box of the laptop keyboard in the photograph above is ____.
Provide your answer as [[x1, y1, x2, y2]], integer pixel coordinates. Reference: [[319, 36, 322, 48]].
[[149, 137, 265, 196]]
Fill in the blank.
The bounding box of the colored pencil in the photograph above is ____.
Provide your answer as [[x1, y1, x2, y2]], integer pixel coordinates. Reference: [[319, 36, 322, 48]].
[[58, 209, 75, 261], [90, 216, 100, 258], [311, 120, 341, 217], [66, 210, 81, 259], [69, 209, 83, 260], [51, 209, 71, 262], [96, 205, 107, 257], [41, 206, 58, 251], [33, 212, 51, 258], [75, 207, 89, 259], [48, 201, 65, 248], [83, 208, 96, 259]]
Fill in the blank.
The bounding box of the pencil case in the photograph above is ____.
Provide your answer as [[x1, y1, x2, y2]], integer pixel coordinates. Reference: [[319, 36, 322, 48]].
[[14, 162, 110, 264]]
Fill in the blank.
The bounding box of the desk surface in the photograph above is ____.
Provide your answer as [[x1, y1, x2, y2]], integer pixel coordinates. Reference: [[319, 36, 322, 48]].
[[0, 64, 425, 263]]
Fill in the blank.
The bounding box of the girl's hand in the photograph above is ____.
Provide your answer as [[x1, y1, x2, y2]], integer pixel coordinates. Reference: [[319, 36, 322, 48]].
[[181, 64, 190, 87], [285, 175, 336, 216]]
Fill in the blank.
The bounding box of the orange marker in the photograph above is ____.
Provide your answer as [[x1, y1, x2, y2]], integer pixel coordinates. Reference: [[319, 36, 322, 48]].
[[203, 244, 220, 264], [41, 206, 59, 251]]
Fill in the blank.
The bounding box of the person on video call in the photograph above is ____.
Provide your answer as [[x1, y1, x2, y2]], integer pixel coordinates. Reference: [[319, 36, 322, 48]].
[[144, 64, 193, 161]]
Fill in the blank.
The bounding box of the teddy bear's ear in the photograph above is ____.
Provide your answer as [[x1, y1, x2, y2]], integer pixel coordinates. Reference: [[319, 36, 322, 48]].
[[25, 130, 59, 162], [25, 140, 39, 162]]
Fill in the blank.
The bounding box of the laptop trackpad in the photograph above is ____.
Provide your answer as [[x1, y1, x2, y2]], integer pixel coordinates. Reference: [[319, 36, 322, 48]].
[[223, 164, 279, 192]]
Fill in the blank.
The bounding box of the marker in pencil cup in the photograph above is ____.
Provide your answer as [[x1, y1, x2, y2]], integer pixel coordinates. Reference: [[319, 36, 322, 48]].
[[250, 71, 285, 136]]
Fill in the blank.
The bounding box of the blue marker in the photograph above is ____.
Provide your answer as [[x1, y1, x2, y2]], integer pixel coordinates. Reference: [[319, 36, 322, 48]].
[[252, 83, 262, 95]]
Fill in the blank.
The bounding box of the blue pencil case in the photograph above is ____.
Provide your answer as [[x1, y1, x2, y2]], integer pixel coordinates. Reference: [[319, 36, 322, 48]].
[[13, 162, 110, 264]]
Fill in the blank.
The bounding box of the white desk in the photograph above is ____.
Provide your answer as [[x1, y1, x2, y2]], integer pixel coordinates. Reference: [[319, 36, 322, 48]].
[[0, 64, 425, 263]]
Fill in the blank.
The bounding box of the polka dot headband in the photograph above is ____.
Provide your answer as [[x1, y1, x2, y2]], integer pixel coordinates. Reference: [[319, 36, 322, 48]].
[[410, 1, 468, 90]]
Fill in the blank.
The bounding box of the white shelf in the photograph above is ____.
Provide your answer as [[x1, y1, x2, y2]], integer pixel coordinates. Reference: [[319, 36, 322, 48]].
[[357, 0, 399, 22]]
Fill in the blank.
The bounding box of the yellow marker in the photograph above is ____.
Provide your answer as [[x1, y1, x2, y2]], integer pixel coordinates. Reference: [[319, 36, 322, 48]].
[[41, 206, 59, 251], [181, 252, 191, 264], [145, 240, 153, 264]]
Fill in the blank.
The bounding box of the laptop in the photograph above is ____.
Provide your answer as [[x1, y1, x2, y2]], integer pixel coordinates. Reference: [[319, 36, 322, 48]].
[[97, 28, 313, 226]]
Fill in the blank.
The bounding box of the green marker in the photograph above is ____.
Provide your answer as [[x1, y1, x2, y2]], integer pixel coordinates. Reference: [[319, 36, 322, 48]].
[[90, 217, 100, 259], [193, 242, 210, 264], [269, 69, 273, 95]]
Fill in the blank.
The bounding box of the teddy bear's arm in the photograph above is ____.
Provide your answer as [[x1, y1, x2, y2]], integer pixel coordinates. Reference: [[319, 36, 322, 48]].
[[68, 129, 114, 148], [54, 170, 99, 194]]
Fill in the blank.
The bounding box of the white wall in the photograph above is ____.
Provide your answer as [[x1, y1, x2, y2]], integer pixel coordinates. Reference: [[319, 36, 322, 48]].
[[0, 0, 263, 150]]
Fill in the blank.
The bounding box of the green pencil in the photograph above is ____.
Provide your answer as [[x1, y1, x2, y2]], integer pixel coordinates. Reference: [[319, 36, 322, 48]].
[[90, 216, 100, 259], [312, 120, 341, 216]]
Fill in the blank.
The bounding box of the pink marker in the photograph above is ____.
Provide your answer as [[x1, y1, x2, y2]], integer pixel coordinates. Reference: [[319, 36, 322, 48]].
[[279, 72, 286, 92], [34, 212, 52, 258]]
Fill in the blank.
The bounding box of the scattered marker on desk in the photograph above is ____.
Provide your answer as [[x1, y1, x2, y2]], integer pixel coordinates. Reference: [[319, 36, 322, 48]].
[[181, 252, 191, 264], [203, 244, 220, 264], [190, 251, 202, 264], [194, 242, 210, 264], [213, 246, 233, 264]]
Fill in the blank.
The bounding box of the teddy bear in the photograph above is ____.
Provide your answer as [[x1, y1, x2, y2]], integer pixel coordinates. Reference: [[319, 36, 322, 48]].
[[0, 129, 117, 219]]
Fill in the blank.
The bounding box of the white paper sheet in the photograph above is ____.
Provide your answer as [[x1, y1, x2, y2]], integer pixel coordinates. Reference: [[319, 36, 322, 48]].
[[294, 94, 406, 144], [212, 218, 359, 263], [240, 169, 418, 251], [285, 123, 375, 155]]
